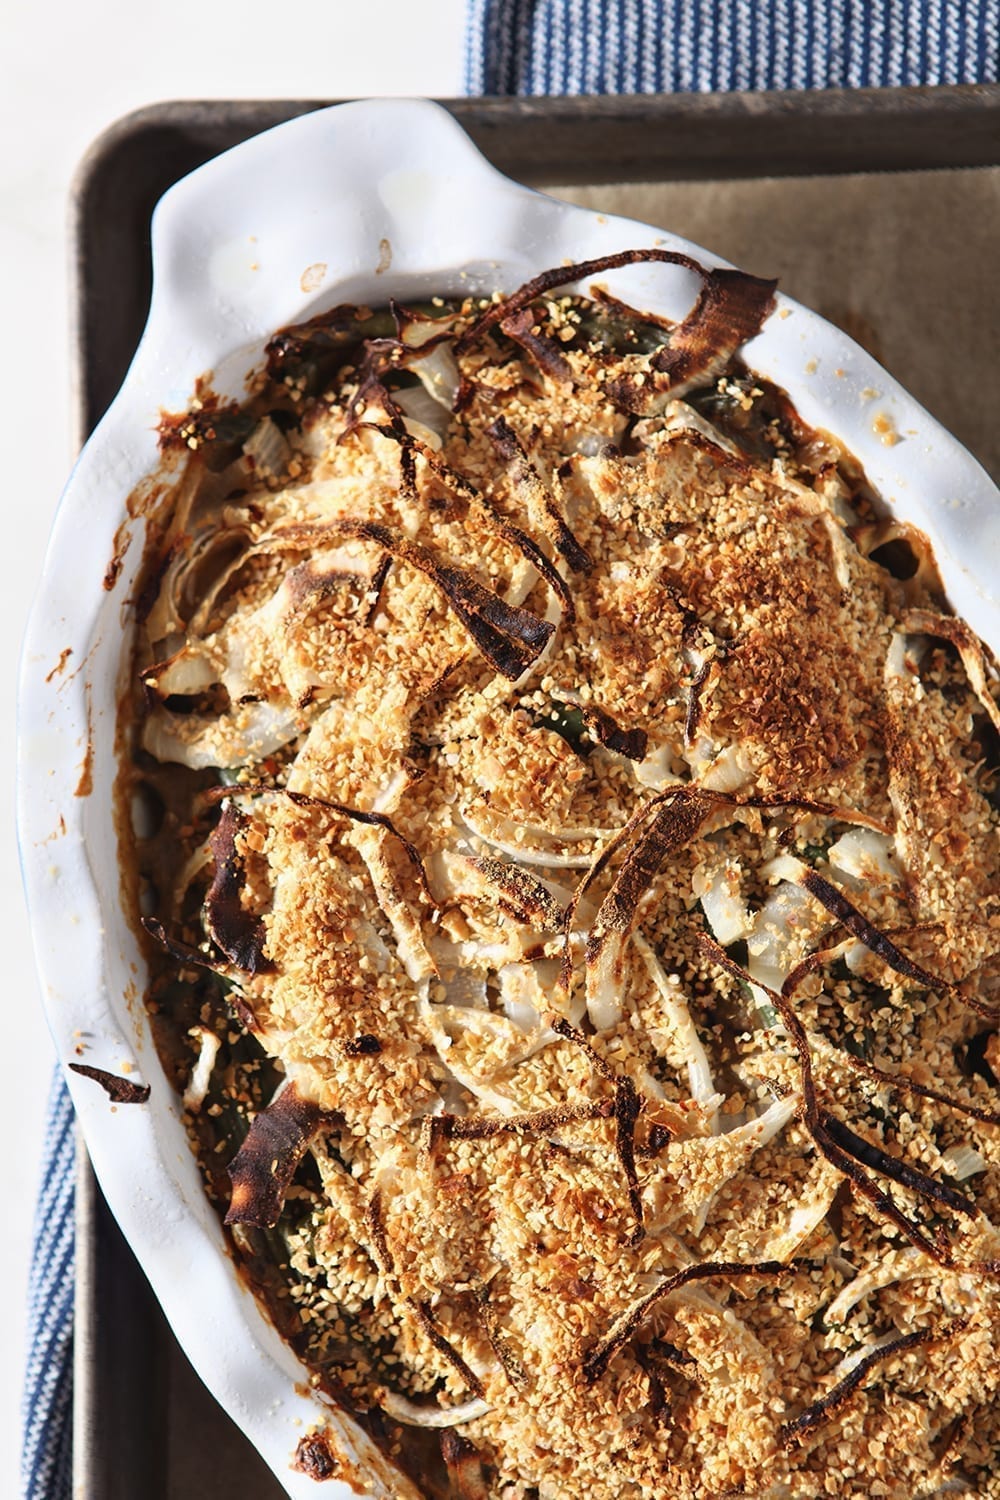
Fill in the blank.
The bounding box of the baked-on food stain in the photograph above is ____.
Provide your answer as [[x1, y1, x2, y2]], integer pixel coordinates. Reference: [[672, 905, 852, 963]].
[[68, 1062, 150, 1104]]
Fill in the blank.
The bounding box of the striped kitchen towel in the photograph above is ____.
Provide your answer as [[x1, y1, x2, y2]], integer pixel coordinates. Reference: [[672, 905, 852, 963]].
[[22, 1071, 75, 1500], [466, 0, 1000, 94]]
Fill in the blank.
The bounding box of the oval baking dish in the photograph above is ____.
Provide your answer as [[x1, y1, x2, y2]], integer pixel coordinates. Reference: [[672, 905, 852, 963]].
[[17, 99, 1000, 1498]]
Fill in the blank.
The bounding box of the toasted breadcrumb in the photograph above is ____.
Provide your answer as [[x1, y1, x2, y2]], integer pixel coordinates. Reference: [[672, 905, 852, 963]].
[[132, 274, 1000, 1499]]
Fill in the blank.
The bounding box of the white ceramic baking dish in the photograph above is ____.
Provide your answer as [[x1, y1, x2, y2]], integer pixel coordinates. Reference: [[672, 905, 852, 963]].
[[17, 97, 999, 1498]]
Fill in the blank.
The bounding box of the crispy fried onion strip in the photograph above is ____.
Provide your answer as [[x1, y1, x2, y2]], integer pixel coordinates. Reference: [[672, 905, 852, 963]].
[[564, 787, 895, 1033], [225, 1083, 325, 1228], [205, 802, 274, 975], [268, 518, 554, 680], [583, 1260, 785, 1382], [559, 787, 718, 1032], [428, 1098, 615, 1143], [699, 935, 975, 1264], [379, 1392, 491, 1432], [901, 608, 1000, 735], [365, 1187, 488, 1406], [370, 420, 577, 623], [464, 853, 566, 930], [499, 305, 573, 384], [798, 868, 955, 992], [487, 416, 593, 574], [460, 800, 610, 869], [549, 1017, 644, 1244], [778, 1321, 969, 1451], [455, 250, 776, 414]]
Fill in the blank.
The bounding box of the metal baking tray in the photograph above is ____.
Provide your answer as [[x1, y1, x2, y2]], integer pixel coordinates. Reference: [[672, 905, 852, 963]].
[[71, 86, 1000, 1497]]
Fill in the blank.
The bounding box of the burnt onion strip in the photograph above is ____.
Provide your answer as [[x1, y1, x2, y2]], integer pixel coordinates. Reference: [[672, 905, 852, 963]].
[[364, 1186, 396, 1273], [68, 1063, 150, 1105], [584, 788, 718, 1018], [140, 917, 259, 1032], [394, 427, 577, 624], [783, 945, 1000, 1128], [467, 853, 566, 929], [455, 247, 709, 355], [499, 306, 574, 384], [225, 1084, 324, 1228], [651, 268, 777, 387], [572, 699, 648, 761], [475, 1286, 528, 1388], [550, 1017, 645, 1243], [583, 1261, 785, 1383], [141, 916, 230, 975], [487, 416, 593, 575], [272, 518, 554, 680], [411, 1301, 486, 1401], [778, 1322, 967, 1451], [205, 803, 274, 976], [439, 1430, 490, 1500], [698, 934, 950, 1264], [431, 1099, 614, 1142], [821, 1116, 976, 1218], [799, 869, 953, 991]]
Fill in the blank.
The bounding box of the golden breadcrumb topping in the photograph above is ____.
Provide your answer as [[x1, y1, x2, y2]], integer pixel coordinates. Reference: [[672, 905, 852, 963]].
[[129, 257, 1000, 1500]]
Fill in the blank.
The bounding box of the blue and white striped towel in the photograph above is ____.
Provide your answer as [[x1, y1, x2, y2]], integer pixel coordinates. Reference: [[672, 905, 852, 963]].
[[22, 1073, 75, 1500], [23, 5, 999, 1496], [466, 0, 999, 93]]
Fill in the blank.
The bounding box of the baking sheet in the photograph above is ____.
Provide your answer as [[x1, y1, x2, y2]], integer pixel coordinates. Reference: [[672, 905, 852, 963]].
[[72, 88, 999, 1498]]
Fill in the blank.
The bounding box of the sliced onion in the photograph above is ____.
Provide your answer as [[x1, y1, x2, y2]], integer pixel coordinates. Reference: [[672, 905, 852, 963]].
[[393, 384, 449, 445], [635, 933, 718, 1121], [182, 1025, 222, 1113], [688, 738, 756, 793], [459, 802, 607, 870], [243, 415, 290, 479], [496, 959, 560, 1032], [631, 737, 685, 792], [143, 696, 304, 770], [142, 644, 218, 699], [901, 607, 1000, 735], [695, 858, 753, 946], [825, 1248, 927, 1325], [746, 879, 822, 1016], [690, 1093, 801, 1233], [659, 398, 741, 455], [338, 820, 436, 984], [750, 1157, 841, 1264], [406, 340, 461, 410], [939, 1143, 988, 1182], [826, 828, 902, 890], [378, 1391, 491, 1430]]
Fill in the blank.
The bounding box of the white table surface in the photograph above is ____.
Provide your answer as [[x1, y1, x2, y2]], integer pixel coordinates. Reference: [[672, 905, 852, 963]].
[[0, 2, 465, 1492]]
